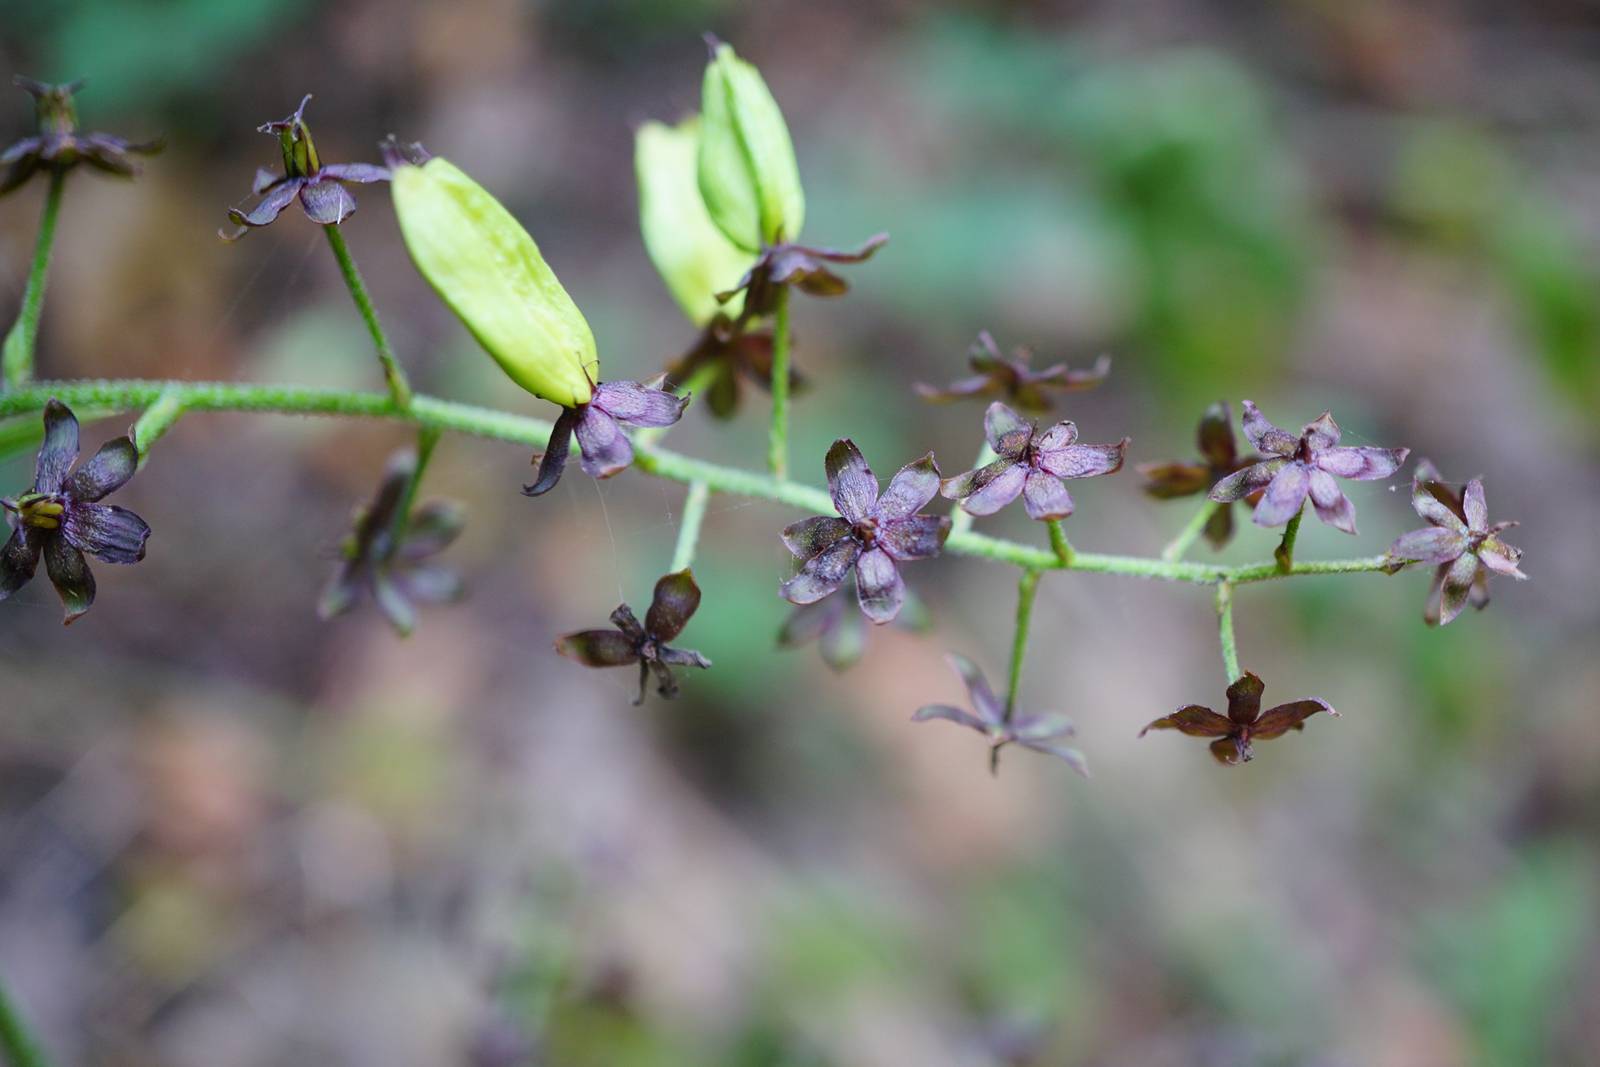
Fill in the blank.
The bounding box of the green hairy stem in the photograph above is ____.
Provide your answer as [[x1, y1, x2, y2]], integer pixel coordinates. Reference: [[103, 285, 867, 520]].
[[767, 288, 792, 479], [324, 225, 414, 410], [1, 171, 66, 390]]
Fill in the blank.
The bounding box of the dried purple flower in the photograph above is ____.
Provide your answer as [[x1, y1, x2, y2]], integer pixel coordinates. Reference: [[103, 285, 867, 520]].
[[1, 400, 149, 624], [1137, 400, 1261, 549], [779, 440, 950, 624], [555, 569, 712, 704], [1207, 401, 1409, 534], [219, 95, 389, 240], [912, 654, 1088, 776], [915, 331, 1110, 415], [319, 449, 465, 636], [2, 77, 162, 196], [1387, 460, 1526, 626], [1139, 672, 1334, 766], [777, 587, 930, 672], [522, 376, 689, 496], [718, 233, 888, 317], [940, 402, 1129, 521], [665, 313, 794, 418]]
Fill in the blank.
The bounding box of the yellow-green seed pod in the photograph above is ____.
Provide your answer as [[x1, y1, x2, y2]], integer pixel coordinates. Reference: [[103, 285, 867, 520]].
[[391, 157, 595, 407], [636, 116, 755, 325], [697, 40, 805, 252]]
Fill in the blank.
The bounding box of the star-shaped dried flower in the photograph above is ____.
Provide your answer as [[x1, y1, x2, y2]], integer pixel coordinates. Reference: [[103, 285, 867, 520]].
[[1137, 400, 1261, 549], [779, 441, 949, 624], [1, 400, 149, 624], [914, 331, 1110, 415], [523, 376, 689, 496], [1208, 401, 1409, 533], [318, 449, 465, 636], [777, 587, 930, 672], [718, 233, 889, 317], [220, 95, 389, 240], [664, 312, 795, 418], [1387, 460, 1526, 626], [2, 77, 162, 196], [912, 654, 1088, 776], [1139, 672, 1334, 765], [555, 569, 712, 704], [940, 402, 1128, 521]]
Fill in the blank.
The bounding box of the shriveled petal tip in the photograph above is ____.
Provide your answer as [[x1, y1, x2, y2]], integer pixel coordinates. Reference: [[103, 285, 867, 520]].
[[876, 515, 948, 562], [781, 515, 851, 559], [1252, 698, 1336, 740], [62, 503, 149, 564], [825, 439, 877, 523], [1138, 705, 1232, 738], [854, 547, 905, 624], [593, 380, 689, 428], [224, 179, 301, 234], [873, 452, 940, 520], [1388, 526, 1467, 566], [65, 437, 137, 502], [1225, 672, 1266, 724], [1316, 445, 1410, 482], [574, 406, 635, 480], [1477, 537, 1527, 579], [646, 568, 701, 641], [523, 407, 578, 497], [300, 179, 358, 225], [1034, 438, 1127, 480], [984, 402, 1033, 458], [43, 536, 94, 625], [36, 399, 80, 495], [1240, 400, 1297, 456], [1137, 461, 1212, 499], [945, 652, 1002, 725], [1301, 411, 1341, 451], [1021, 469, 1073, 521], [1209, 459, 1280, 503], [555, 629, 639, 667], [913, 375, 995, 404], [912, 704, 989, 734], [316, 162, 391, 184], [944, 459, 1026, 516], [1252, 462, 1310, 527], [813, 232, 890, 263], [658, 645, 711, 670]]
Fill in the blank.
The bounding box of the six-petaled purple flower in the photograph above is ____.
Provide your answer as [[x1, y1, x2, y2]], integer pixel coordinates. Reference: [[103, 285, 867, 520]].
[[1208, 401, 1408, 534], [915, 331, 1110, 415], [1139, 672, 1335, 766], [556, 569, 712, 704], [523, 376, 689, 496], [2, 77, 162, 197], [1, 400, 149, 624], [220, 95, 389, 240], [941, 401, 1128, 521], [1387, 460, 1525, 626], [779, 440, 949, 624], [912, 654, 1088, 776]]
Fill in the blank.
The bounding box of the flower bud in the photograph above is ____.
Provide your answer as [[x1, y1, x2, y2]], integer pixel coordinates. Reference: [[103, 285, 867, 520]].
[[391, 156, 595, 407], [697, 39, 805, 252], [636, 117, 755, 325]]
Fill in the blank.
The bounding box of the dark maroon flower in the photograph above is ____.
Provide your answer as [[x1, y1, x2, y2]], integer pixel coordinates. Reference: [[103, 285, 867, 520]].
[[915, 331, 1110, 415], [523, 376, 689, 496], [2, 77, 162, 196], [665, 313, 796, 418], [718, 233, 888, 317], [777, 587, 930, 672], [555, 569, 712, 704], [1, 400, 149, 624], [1387, 460, 1526, 627], [1137, 400, 1261, 549], [1139, 672, 1334, 766], [220, 95, 389, 240], [912, 654, 1088, 776], [1208, 401, 1409, 534], [940, 402, 1128, 521], [779, 441, 949, 624], [319, 449, 465, 637]]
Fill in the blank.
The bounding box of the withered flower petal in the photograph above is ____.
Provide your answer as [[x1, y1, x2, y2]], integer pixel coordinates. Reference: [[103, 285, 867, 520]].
[[1, 77, 162, 198], [1, 399, 149, 624], [777, 587, 930, 672], [555, 568, 711, 704], [718, 233, 888, 316], [523, 378, 689, 496], [1137, 401, 1261, 548], [779, 441, 949, 624], [911, 654, 1088, 776], [1139, 671, 1335, 765], [665, 314, 795, 419], [1387, 461, 1526, 626], [941, 401, 1127, 523], [1208, 401, 1408, 534], [916, 331, 1110, 415]]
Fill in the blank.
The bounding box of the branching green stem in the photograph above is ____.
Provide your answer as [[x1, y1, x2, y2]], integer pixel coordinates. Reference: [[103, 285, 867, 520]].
[[1046, 519, 1074, 565], [670, 480, 710, 573], [392, 425, 441, 543], [767, 288, 791, 479], [1004, 569, 1041, 722], [1162, 499, 1219, 563], [0, 972, 52, 1067], [2, 171, 66, 390], [131, 388, 187, 462], [1215, 580, 1241, 684], [324, 226, 413, 410], [0, 379, 1402, 587]]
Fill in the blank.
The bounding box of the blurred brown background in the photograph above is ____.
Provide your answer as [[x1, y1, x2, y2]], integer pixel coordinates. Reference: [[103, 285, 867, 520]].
[[2, 1, 1597, 1064]]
